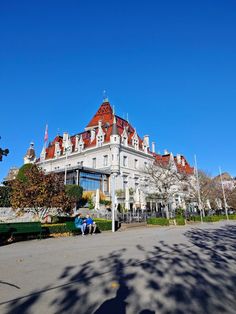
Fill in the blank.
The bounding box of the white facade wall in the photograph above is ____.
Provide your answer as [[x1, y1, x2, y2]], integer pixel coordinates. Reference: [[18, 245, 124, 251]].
[[38, 140, 154, 192]]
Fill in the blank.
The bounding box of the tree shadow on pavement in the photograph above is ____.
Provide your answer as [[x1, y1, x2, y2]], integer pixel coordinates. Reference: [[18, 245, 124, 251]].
[[3, 224, 236, 314]]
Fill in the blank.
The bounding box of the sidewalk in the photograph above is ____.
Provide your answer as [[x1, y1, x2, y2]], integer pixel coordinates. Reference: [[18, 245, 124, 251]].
[[1, 220, 236, 314]]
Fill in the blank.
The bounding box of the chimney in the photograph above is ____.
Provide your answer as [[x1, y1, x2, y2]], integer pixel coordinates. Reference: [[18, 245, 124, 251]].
[[63, 132, 69, 143], [164, 149, 169, 155], [176, 154, 181, 164], [182, 159, 186, 167], [152, 142, 155, 153], [143, 135, 150, 148]]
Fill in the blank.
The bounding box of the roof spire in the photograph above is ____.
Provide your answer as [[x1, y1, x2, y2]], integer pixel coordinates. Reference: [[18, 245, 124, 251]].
[[103, 89, 109, 102], [111, 115, 119, 136]]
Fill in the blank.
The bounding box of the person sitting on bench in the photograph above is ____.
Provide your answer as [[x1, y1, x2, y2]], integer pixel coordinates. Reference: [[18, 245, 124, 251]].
[[86, 214, 97, 235], [74, 213, 86, 236]]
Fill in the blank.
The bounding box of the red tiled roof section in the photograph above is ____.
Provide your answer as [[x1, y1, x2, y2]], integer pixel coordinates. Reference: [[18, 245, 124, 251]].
[[153, 153, 194, 175], [45, 136, 62, 159], [86, 102, 114, 128]]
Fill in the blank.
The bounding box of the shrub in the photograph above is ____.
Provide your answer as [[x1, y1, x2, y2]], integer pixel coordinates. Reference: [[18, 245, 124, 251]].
[[203, 215, 226, 222], [147, 218, 169, 226], [42, 223, 68, 235], [229, 214, 236, 220], [16, 164, 33, 182], [100, 199, 112, 206], [176, 216, 185, 225], [189, 216, 202, 222], [0, 185, 11, 207], [176, 208, 185, 216], [65, 185, 83, 208], [94, 219, 112, 231], [88, 198, 94, 210]]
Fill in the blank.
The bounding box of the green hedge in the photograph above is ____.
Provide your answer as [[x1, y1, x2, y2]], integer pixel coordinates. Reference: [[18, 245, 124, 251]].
[[94, 219, 112, 231], [42, 223, 68, 234], [189, 215, 236, 223], [176, 217, 185, 225], [147, 218, 169, 226], [42, 219, 112, 235], [189, 216, 202, 222]]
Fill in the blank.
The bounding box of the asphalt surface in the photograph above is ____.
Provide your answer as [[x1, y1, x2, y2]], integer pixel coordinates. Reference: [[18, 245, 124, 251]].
[[0, 221, 236, 314]]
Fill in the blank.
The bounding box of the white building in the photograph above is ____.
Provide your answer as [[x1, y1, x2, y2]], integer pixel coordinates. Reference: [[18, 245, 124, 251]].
[[36, 99, 194, 212]]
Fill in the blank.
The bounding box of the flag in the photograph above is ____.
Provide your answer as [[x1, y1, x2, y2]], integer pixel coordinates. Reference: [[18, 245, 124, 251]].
[[44, 124, 48, 143]]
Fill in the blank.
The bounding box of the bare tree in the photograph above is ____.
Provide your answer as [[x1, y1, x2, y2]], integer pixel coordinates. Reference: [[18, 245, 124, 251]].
[[197, 171, 228, 213], [227, 187, 236, 210], [143, 157, 194, 219]]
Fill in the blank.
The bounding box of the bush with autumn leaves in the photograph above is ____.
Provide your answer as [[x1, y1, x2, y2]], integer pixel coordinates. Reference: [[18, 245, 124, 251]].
[[10, 164, 83, 215]]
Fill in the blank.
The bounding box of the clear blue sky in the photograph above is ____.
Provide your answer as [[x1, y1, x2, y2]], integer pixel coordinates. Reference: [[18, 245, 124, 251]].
[[0, 0, 236, 181]]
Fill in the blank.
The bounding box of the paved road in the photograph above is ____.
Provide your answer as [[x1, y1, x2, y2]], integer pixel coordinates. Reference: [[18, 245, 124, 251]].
[[0, 221, 236, 314]]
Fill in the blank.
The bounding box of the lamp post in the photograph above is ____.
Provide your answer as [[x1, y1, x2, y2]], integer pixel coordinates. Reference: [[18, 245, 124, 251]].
[[76, 169, 79, 185], [194, 155, 204, 223], [64, 148, 69, 185], [219, 166, 229, 220], [111, 173, 116, 232]]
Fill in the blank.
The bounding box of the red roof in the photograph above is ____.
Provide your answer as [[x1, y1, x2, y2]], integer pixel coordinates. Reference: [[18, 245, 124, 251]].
[[86, 102, 114, 128], [153, 153, 194, 175], [41, 101, 194, 175]]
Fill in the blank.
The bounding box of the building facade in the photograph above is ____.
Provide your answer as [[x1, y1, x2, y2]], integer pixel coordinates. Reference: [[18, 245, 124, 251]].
[[36, 99, 194, 212]]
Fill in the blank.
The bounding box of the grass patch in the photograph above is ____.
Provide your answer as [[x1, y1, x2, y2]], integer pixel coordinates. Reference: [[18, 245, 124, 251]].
[[147, 218, 169, 226], [176, 216, 185, 225]]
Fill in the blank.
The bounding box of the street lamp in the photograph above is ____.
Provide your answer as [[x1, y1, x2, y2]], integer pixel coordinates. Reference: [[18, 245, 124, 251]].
[[111, 173, 116, 232], [194, 155, 204, 223], [76, 169, 79, 185], [219, 166, 229, 220], [64, 147, 70, 185]]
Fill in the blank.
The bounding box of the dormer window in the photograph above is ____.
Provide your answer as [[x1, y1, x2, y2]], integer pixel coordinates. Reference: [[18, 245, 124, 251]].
[[78, 142, 84, 152], [121, 127, 128, 146], [122, 136, 128, 146], [131, 130, 139, 150], [133, 139, 139, 150], [97, 135, 104, 147], [54, 142, 61, 158], [96, 120, 105, 147]]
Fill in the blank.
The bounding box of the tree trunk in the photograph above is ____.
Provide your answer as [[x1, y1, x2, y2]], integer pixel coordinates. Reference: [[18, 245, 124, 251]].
[[165, 205, 170, 219]]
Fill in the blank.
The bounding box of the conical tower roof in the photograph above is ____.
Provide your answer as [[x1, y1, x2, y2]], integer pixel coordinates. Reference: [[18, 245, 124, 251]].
[[111, 116, 119, 136]]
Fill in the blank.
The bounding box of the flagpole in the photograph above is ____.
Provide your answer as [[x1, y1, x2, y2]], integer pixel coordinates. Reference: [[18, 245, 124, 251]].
[[219, 166, 229, 220], [194, 155, 203, 223], [42, 124, 48, 170]]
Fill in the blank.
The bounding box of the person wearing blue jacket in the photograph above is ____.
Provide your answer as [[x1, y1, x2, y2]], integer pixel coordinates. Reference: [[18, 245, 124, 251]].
[[86, 214, 97, 235], [74, 213, 86, 236]]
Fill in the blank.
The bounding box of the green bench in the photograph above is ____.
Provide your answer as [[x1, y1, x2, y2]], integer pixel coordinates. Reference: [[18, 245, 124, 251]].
[[0, 222, 43, 242]]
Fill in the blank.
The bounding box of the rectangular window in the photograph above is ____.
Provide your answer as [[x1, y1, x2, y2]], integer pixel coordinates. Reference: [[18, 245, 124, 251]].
[[123, 176, 128, 190], [92, 158, 96, 168], [123, 156, 127, 167], [134, 159, 138, 169], [104, 155, 108, 167]]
